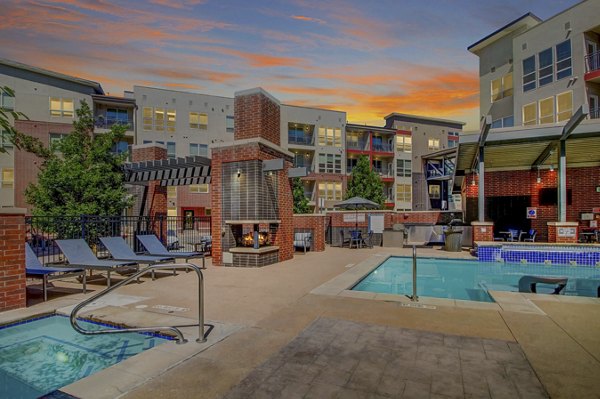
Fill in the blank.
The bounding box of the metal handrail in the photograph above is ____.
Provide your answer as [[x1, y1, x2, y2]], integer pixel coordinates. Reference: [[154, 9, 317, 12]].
[[407, 245, 418, 302], [70, 263, 209, 344]]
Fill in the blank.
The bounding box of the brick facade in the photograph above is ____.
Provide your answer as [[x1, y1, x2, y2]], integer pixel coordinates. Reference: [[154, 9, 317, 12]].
[[465, 166, 600, 241], [472, 221, 494, 242], [0, 209, 27, 312], [13, 120, 73, 211], [131, 144, 168, 219], [328, 210, 451, 230], [547, 222, 579, 244], [234, 89, 281, 146]]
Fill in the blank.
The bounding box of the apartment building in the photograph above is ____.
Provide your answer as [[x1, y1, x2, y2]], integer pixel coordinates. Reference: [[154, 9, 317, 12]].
[[384, 113, 464, 211], [468, 0, 600, 128]]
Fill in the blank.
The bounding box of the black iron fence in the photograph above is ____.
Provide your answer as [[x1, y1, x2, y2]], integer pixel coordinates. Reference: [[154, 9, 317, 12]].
[[26, 215, 211, 265]]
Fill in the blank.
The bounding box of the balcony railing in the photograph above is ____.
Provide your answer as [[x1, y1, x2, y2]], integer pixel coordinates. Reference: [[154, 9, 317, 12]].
[[288, 133, 314, 146], [591, 107, 600, 119], [95, 117, 134, 130], [374, 167, 394, 178], [293, 164, 312, 173], [586, 50, 600, 73], [346, 142, 369, 151], [372, 143, 393, 152]]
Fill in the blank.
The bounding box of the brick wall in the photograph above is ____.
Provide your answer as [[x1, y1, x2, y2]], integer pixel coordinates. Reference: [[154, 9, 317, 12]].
[[0, 210, 27, 312], [328, 210, 447, 230], [13, 120, 73, 211], [131, 145, 168, 219], [293, 215, 328, 251], [465, 166, 600, 241], [472, 222, 494, 242], [234, 89, 281, 146]]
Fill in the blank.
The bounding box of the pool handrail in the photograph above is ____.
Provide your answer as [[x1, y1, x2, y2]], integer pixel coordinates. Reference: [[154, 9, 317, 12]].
[[69, 262, 212, 344]]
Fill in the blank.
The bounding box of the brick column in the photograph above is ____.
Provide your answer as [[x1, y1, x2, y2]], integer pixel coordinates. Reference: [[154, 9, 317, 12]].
[[0, 208, 27, 312], [547, 222, 578, 243], [293, 214, 328, 251], [131, 144, 168, 219], [471, 221, 494, 243]]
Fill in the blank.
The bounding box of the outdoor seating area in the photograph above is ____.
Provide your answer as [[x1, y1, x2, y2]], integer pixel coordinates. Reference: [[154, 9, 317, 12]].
[[494, 228, 537, 242]]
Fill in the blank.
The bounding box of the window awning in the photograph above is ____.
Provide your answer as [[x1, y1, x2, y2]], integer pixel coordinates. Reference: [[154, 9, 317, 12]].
[[124, 156, 211, 186]]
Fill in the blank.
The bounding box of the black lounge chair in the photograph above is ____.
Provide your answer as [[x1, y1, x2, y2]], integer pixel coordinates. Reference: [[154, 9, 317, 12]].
[[136, 234, 205, 268], [26, 243, 86, 301], [55, 239, 138, 287], [518, 275, 568, 295]]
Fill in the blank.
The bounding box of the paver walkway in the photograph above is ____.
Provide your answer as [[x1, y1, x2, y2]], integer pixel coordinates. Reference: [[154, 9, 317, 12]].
[[223, 317, 547, 399]]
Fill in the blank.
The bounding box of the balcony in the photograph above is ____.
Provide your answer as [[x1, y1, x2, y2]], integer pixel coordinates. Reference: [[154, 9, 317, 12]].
[[585, 50, 600, 82], [95, 117, 134, 131], [372, 143, 393, 153], [288, 133, 314, 146], [346, 141, 369, 151], [591, 107, 600, 119]]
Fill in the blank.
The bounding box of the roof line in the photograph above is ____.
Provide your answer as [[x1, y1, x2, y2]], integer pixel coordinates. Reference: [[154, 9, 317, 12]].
[[384, 112, 465, 126], [467, 12, 542, 52]]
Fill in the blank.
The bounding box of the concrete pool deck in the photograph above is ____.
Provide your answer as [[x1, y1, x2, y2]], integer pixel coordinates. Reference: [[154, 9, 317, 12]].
[[4, 246, 600, 398]]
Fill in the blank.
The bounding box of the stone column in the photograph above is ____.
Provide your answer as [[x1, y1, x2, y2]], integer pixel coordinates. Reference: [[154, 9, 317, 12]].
[[471, 221, 494, 243], [0, 208, 27, 312]]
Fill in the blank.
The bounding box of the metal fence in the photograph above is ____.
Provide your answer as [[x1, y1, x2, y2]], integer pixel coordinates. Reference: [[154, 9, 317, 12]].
[[26, 215, 211, 265]]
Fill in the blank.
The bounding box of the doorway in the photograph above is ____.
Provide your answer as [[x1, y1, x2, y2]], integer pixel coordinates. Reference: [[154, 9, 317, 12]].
[[184, 210, 194, 230], [486, 196, 531, 233]]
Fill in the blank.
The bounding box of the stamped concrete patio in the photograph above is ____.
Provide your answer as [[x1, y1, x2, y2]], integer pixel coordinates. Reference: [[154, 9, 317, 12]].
[[6, 246, 600, 398]]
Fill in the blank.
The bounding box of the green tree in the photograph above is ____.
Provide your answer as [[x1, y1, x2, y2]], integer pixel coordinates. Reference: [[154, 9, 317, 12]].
[[345, 155, 384, 207], [292, 177, 310, 214], [25, 100, 132, 217]]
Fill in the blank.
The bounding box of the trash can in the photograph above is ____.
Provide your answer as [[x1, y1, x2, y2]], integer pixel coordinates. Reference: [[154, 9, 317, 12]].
[[444, 227, 463, 252]]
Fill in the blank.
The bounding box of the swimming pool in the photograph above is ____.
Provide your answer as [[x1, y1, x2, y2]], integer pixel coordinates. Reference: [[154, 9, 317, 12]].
[[0, 314, 169, 399], [352, 256, 600, 302]]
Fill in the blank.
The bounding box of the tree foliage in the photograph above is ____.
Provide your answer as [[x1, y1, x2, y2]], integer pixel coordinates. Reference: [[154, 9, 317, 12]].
[[292, 177, 310, 214], [25, 100, 132, 216], [345, 155, 384, 207]]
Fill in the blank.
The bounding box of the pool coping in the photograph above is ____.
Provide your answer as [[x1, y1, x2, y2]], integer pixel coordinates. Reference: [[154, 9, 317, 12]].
[[310, 252, 600, 313]]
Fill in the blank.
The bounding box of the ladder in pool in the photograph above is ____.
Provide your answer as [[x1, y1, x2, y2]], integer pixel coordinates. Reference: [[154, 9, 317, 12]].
[[69, 263, 213, 344]]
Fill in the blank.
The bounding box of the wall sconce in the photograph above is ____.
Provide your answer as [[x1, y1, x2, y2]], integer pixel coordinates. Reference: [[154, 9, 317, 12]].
[[536, 168, 541, 184], [549, 164, 554, 172], [471, 175, 476, 186], [236, 169, 241, 178]]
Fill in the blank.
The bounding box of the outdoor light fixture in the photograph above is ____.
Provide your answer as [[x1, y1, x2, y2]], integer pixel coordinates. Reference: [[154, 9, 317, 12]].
[[236, 169, 241, 178], [550, 164, 554, 172], [537, 168, 541, 184], [471, 176, 476, 186]]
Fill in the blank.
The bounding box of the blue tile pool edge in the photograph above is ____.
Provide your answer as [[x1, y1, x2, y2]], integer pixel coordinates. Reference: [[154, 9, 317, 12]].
[[0, 312, 176, 341]]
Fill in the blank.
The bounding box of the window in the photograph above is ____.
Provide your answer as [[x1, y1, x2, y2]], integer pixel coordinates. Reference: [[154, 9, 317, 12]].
[[556, 91, 573, 122], [539, 97, 554, 124], [143, 107, 153, 130], [0, 129, 12, 148], [428, 184, 440, 199], [154, 108, 165, 131], [143, 140, 152, 144], [318, 127, 342, 147], [396, 159, 411, 177], [189, 112, 208, 129], [491, 119, 503, 129], [396, 184, 411, 202], [491, 73, 513, 102], [428, 138, 440, 151], [448, 140, 458, 148], [347, 157, 358, 173], [189, 143, 208, 157], [523, 56, 536, 92], [539, 188, 572, 206], [556, 40, 572, 80], [226, 116, 234, 133], [49, 133, 68, 147], [1, 168, 14, 188], [523, 103, 537, 125], [166, 110, 176, 132], [318, 181, 342, 201], [49, 97, 74, 117], [538, 48, 553, 87], [0, 89, 15, 110], [318, 154, 341, 174], [396, 136, 412, 152], [503, 115, 514, 127], [190, 184, 210, 194], [167, 186, 177, 199], [166, 142, 176, 158]]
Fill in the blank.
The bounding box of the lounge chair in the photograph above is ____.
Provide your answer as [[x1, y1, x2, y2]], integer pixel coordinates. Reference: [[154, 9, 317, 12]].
[[340, 230, 351, 248], [518, 275, 568, 295], [55, 239, 139, 287], [293, 232, 312, 253], [136, 234, 205, 268], [25, 243, 86, 301], [100, 236, 177, 279]]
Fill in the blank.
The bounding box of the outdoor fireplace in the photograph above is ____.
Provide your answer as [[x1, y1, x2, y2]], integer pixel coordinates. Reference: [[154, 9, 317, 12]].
[[240, 231, 270, 248]]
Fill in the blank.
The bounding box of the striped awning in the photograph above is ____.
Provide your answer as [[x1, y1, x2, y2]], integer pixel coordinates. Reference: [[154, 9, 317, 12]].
[[124, 156, 211, 186]]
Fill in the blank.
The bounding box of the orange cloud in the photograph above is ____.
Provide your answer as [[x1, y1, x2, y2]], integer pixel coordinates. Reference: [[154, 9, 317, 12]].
[[205, 47, 307, 69], [291, 15, 325, 24]]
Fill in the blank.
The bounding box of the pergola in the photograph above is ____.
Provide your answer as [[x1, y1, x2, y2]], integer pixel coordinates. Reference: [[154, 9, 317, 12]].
[[456, 106, 600, 223]]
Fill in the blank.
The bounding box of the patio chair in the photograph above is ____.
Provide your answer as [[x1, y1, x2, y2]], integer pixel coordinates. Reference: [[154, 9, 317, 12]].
[[25, 243, 86, 301], [100, 236, 176, 279], [55, 239, 139, 287], [340, 230, 351, 248], [507, 229, 520, 242], [136, 234, 205, 268], [518, 275, 568, 295], [363, 231, 374, 248], [350, 230, 362, 249], [519, 229, 537, 242], [293, 232, 312, 253]]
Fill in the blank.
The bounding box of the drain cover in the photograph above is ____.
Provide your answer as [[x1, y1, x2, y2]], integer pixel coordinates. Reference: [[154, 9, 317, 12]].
[[151, 304, 190, 313]]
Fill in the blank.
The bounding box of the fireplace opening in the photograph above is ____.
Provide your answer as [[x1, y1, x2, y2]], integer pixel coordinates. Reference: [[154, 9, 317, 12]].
[[241, 231, 270, 247]]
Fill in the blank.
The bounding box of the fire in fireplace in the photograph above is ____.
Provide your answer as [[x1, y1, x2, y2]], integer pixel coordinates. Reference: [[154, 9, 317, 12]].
[[241, 231, 270, 247]]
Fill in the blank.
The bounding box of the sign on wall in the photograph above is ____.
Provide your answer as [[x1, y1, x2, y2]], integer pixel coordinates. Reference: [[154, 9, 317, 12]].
[[557, 227, 576, 237], [526, 207, 537, 219], [344, 213, 365, 223]]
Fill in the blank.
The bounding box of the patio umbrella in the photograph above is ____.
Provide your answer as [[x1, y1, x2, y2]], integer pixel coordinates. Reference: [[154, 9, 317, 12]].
[[334, 196, 380, 231]]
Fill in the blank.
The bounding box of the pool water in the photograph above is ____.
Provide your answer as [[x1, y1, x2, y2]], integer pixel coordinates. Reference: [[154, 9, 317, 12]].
[[0, 315, 169, 399], [352, 256, 600, 302]]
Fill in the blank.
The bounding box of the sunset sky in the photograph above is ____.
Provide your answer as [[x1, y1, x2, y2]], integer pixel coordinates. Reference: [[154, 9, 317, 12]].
[[1, 0, 580, 131]]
